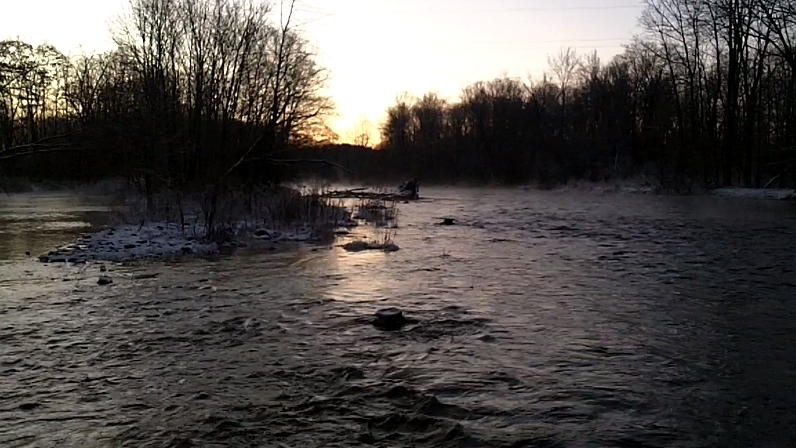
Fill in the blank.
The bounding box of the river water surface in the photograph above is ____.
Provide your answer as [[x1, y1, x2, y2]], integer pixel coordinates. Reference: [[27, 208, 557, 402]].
[[1, 187, 796, 447]]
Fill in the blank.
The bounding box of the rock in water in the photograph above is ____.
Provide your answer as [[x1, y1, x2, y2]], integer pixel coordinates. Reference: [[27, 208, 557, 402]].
[[18, 402, 41, 411], [343, 240, 400, 252], [399, 179, 419, 199], [373, 308, 407, 331], [97, 276, 113, 286], [343, 240, 370, 252], [253, 229, 271, 238]]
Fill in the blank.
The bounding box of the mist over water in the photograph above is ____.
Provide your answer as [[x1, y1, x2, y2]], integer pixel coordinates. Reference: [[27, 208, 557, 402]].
[[1, 187, 796, 447], [0, 192, 117, 262]]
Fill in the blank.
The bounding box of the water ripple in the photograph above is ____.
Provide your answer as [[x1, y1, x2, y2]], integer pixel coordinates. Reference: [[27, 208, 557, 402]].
[[1, 187, 796, 446]]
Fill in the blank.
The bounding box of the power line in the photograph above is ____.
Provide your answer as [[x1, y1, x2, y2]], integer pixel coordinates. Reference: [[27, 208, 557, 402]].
[[291, 2, 645, 28], [294, 3, 644, 16], [481, 4, 645, 12], [470, 37, 630, 44]]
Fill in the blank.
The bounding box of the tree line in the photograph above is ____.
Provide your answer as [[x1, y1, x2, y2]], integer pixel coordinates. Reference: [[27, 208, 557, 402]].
[[378, 0, 796, 189], [0, 0, 331, 193], [2, 0, 795, 190]]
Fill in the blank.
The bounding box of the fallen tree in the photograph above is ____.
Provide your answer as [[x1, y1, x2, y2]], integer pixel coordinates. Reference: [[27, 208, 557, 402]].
[[0, 135, 74, 161]]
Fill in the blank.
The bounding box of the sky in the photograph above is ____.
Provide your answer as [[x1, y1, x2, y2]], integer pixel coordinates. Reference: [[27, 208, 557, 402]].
[[0, 0, 645, 143]]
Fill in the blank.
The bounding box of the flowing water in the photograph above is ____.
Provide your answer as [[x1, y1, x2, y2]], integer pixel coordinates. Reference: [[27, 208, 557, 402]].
[[1, 187, 796, 447]]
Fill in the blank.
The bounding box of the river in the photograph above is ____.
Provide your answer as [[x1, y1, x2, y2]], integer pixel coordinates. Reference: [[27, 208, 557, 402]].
[[1, 187, 795, 447]]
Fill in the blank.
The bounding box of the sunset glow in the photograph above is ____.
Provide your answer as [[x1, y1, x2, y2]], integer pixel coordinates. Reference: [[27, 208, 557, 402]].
[[1, 0, 644, 143]]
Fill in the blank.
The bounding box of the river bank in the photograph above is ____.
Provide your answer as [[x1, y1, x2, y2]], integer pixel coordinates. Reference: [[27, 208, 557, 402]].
[[22, 183, 369, 264]]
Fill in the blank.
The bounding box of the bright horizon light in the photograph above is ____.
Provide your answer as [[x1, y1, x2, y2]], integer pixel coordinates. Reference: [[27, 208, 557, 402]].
[[0, 0, 644, 144]]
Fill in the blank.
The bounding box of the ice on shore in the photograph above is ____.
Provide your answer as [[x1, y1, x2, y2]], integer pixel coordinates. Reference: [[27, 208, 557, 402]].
[[39, 223, 218, 263], [38, 221, 326, 263], [712, 187, 796, 201]]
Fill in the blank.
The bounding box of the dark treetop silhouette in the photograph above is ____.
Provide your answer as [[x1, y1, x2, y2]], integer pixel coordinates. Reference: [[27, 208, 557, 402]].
[[1, 0, 795, 191]]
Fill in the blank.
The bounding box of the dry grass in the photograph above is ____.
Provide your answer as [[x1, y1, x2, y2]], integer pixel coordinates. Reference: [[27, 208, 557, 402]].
[[342, 228, 399, 252], [122, 185, 352, 242], [353, 197, 398, 228]]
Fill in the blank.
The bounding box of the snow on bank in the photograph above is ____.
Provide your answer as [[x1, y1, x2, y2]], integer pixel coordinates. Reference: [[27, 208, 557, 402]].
[[39, 223, 217, 263], [555, 177, 659, 194], [712, 187, 796, 201], [38, 222, 322, 263]]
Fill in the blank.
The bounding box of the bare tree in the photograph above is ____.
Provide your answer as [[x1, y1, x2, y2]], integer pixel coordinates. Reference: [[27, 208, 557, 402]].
[[352, 118, 372, 147], [548, 47, 581, 117]]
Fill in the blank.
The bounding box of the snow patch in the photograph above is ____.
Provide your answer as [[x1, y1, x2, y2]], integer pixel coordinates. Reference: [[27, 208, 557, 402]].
[[712, 188, 796, 201], [39, 223, 218, 263], [38, 221, 333, 263]]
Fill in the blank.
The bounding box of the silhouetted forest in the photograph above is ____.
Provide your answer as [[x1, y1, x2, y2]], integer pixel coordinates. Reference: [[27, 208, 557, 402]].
[[0, 0, 332, 192], [375, 0, 796, 189], [2, 0, 795, 190]]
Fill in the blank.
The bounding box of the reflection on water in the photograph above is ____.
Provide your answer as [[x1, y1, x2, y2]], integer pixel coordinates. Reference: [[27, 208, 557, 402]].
[[1, 187, 796, 447], [0, 192, 116, 261]]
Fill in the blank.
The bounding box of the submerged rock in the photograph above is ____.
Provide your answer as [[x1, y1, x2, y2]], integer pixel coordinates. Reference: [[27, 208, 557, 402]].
[[38, 253, 73, 263], [97, 276, 113, 286], [373, 308, 408, 331], [343, 241, 400, 253], [343, 240, 370, 252]]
